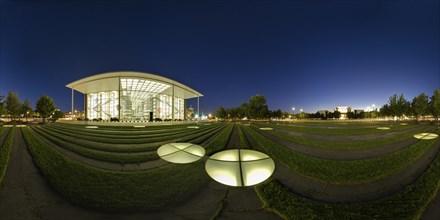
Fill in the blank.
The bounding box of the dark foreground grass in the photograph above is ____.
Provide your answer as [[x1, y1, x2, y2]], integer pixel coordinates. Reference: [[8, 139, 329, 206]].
[[205, 123, 234, 155], [22, 127, 208, 212], [0, 128, 14, 184], [245, 126, 439, 184], [255, 149, 440, 219]]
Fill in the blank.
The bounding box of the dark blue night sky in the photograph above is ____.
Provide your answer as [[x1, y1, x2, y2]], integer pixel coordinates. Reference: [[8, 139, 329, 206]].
[[1, 0, 439, 114]]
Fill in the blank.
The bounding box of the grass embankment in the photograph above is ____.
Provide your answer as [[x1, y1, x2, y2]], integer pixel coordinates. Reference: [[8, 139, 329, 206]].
[[32, 123, 224, 152], [30, 124, 226, 163], [256, 150, 440, 219], [0, 128, 15, 184], [245, 126, 439, 184], [22, 127, 208, 212], [265, 125, 432, 150], [42, 123, 222, 145], [256, 122, 416, 136], [205, 123, 234, 155]]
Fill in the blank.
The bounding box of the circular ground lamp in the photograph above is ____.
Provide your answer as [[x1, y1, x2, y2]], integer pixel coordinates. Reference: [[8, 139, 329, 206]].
[[85, 126, 99, 129], [259, 127, 273, 131], [157, 143, 205, 164], [376, 127, 390, 130], [205, 149, 275, 187], [400, 123, 408, 125], [187, 126, 199, 129], [414, 133, 438, 140]]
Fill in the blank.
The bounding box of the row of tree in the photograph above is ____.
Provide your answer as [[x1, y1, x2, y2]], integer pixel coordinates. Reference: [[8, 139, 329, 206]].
[[215, 94, 280, 120], [0, 91, 61, 123], [380, 89, 440, 120]]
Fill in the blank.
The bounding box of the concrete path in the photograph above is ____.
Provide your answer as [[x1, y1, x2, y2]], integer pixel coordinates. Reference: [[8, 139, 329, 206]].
[[254, 126, 434, 160], [216, 124, 281, 219], [243, 126, 440, 202], [421, 188, 440, 220]]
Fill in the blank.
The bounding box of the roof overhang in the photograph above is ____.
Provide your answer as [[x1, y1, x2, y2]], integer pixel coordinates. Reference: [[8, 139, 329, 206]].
[[66, 71, 203, 99]]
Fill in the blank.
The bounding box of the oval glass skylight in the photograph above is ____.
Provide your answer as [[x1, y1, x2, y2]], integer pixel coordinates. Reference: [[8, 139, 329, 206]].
[[259, 127, 273, 130], [376, 127, 390, 130], [414, 133, 438, 140], [205, 149, 275, 187], [157, 143, 205, 164], [85, 126, 99, 129]]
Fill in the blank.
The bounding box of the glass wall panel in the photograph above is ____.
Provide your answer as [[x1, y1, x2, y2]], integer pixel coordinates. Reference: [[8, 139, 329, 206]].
[[87, 91, 118, 120], [85, 77, 188, 121]]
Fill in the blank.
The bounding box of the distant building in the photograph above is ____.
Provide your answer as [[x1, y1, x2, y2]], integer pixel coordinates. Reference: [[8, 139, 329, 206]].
[[334, 106, 352, 119]]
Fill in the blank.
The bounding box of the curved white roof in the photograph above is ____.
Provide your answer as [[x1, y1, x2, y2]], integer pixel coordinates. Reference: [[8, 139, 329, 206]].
[[66, 71, 203, 99]]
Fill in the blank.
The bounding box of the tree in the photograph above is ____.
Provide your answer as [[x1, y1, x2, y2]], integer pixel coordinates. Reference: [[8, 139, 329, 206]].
[[430, 89, 440, 122], [388, 94, 409, 119], [5, 91, 21, 121], [215, 106, 227, 120], [50, 109, 64, 122], [247, 94, 269, 119], [21, 99, 33, 122], [35, 95, 56, 123], [411, 93, 429, 120], [0, 95, 6, 120]]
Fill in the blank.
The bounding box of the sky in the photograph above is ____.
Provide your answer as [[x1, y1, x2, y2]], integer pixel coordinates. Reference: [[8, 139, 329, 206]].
[[0, 0, 439, 114]]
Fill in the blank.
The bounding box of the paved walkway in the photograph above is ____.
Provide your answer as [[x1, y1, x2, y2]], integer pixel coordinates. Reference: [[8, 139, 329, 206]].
[[255, 126, 434, 160], [421, 188, 440, 220], [243, 126, 440, 202]]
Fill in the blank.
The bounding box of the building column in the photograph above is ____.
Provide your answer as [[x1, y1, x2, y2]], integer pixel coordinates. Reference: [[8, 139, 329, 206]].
[[84, 94, 87, 119], [118, 77, 121, 120], [197, 96, 200, 119], [71, 89, 74, 120], [172, 85, 175, 121]]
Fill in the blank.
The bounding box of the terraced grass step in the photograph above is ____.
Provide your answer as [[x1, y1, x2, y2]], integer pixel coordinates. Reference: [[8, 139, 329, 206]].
[[244, 126, 439, 184], [260, 125, 433, 150], [256, 122, 418, 136], [21, 127, 209, 211]]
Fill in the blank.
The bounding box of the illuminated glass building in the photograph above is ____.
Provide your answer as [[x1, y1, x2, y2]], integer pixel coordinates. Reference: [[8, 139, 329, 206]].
[[66, 71, 202, 121]]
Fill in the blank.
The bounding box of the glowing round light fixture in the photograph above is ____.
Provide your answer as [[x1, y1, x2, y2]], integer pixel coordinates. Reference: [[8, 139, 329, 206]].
[[414, 133, 438, 140], [157, 143, 205, 164], [205, 149, 275, 187], [376, 127, 390, 130], [187, 126, 199, 129], [133, 125, 145, 128], [400, 123, 408, 125], [259, 127, 273, 131], [85, 126, 99, 129]]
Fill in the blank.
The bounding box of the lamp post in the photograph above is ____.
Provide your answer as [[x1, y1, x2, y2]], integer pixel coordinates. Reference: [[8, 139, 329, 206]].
[[292, 107, 295, 119]]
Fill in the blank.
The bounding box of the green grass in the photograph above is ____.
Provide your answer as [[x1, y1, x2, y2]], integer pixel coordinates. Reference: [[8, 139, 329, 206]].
[[255, 149, 440, 219], [205, 123, 234, 155], [0, 128, 15, 184], [32, 124, 223, 153], [238, 125, 250, 149], [256, 122, 417, 136], [265, 125, 433, 150], [43, 123, 222, 144], [244, 126, 439, 184], [22, 127, 209, 212]]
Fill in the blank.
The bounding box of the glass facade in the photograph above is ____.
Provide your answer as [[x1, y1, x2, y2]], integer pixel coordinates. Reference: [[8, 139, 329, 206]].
[[86, 78, 185, 121]]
